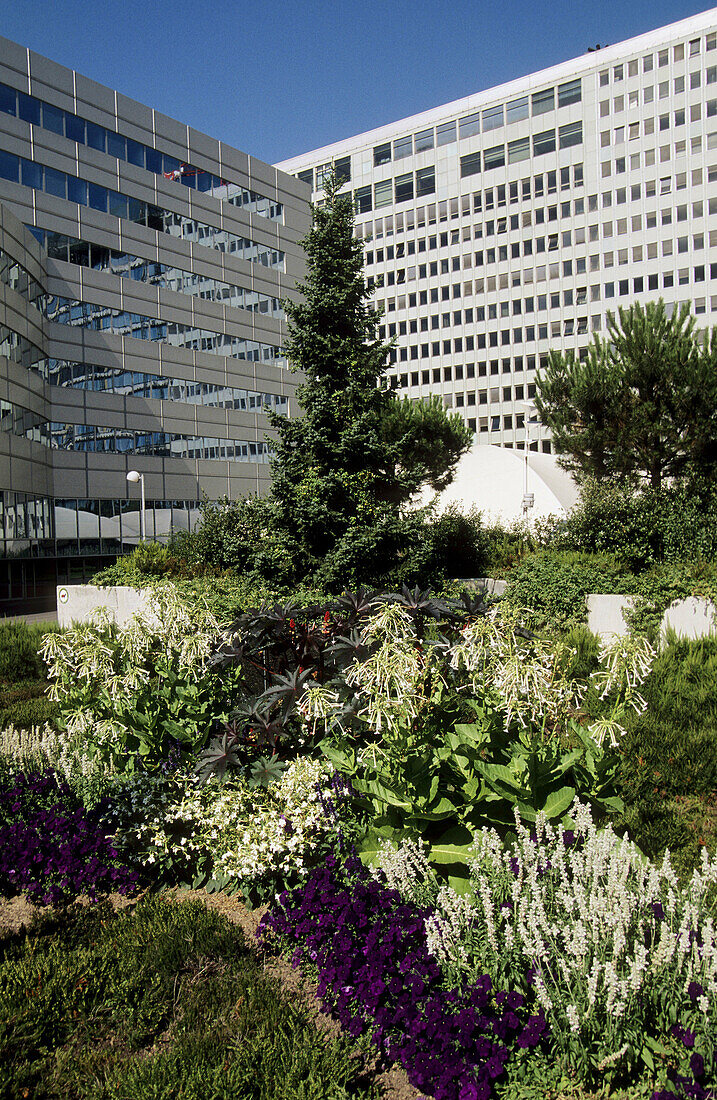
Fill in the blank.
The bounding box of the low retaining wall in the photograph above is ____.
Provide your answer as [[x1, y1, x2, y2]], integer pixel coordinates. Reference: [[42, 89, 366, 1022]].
[[56, 585, 156, 629], [586, 594, 636, 641]]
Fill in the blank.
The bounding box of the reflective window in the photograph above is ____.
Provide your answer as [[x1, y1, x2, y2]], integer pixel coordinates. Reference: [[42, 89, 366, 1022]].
[[559, 121, 583, 148], [354, 185, 372, 213], [459, 112, 480, 138], [17, 91, 41, 125], [436, 120, 456, 145], [533, 129, 556, 155], [374, 178, 393, 207], [460, 151, 481, 178], [416, 166, 435, 196], [531, 87, 554, 115], [506, 96, 529, 123], [414, 127, 434, 152], [482, 104, 504, 131], [484, 144, 505, 170], [393, 135, 413, 159], [374, 142, 391, 166], [395, 172, 414, 202], [508, 137, 530, 163], [558, 79, 581, 107]]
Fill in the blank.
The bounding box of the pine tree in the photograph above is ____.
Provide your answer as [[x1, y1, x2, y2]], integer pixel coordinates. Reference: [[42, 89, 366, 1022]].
[[267, 171, 470, 581], [535, 300, 717, 490]]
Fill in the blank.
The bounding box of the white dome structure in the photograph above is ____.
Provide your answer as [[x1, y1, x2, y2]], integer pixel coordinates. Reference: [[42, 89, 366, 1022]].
[[420, 444, 579, 526]]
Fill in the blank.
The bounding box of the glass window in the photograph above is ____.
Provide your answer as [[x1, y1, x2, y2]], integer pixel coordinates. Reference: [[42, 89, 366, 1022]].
[[21, 158, 42, 189], [531, 87, 554, 115], [145, 147, 162, 174], [374, 142, 391, 166], [374, 178, 392, 207], [436, 120, 456, 145], [354, 185, 371, 213], [533, 129, 556, 155], [108, 190, 128, 218], [459, 112, 480, 139], [393, 135, 412, 159], [559, 121, 582, 148], [482, 104, 504, 131], [126, 138, 145, 168], [17, 91, 41, 125], [106, 130, 126, 160], [86, 121, 106, 152], [64, 113, 84, 142], [460, 151, 481, 178], [416, 166, 435, 196], [67, 175, 87, 205], [0, 150, 19, 182], [0, 83, 16, 115], [483, 144, 505, 170], [508, 137, 530, 163], [88, 182, 108, 212], [395, 172, 414, 202], [334, 156, 351, 184], [414, 127, 434, 152], [558, 79, 581, 107], [42, 102, 64, 135], [506, 95, 529, 123], [44, 166, 66, 199], [297, 168, 313, 186]]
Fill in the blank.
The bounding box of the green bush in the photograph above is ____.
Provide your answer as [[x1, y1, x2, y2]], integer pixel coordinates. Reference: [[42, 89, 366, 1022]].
[[548, 476, 717, 571], [503, 550, 636, 632], [627, 560, 717, 640], [425, 505, 489, 579], [617, 635, 717, 875], [0, 621, 58, 684]]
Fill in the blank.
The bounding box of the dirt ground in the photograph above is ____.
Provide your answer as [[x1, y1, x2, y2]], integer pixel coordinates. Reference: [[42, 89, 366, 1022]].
[[0, 887, 424, 1100]]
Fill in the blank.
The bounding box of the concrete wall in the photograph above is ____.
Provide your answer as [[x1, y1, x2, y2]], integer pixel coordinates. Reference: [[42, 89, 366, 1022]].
[[57, 584, 156, 629]]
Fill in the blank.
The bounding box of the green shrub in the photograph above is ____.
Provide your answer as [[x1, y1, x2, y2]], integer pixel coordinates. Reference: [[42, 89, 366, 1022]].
[[548, 476, 717, 571], [617, 635, 717, 874], [503, 550, 636, 632], [423, 505, 489, 579], [626, 561, 717, 639], [0, 621, 58, 683]]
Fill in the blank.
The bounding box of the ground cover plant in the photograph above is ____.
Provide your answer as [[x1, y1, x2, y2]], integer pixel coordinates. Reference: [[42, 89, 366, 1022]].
[[0, 894, 381, 1099]]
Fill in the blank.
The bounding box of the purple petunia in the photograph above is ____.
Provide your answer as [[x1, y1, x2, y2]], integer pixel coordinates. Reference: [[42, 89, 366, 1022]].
[[258, 855, 546, 1100]]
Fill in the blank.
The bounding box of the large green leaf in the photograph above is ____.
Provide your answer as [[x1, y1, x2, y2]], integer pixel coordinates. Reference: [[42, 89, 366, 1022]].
[[427, 824, 475, 866], [540, 785, 577, 820]]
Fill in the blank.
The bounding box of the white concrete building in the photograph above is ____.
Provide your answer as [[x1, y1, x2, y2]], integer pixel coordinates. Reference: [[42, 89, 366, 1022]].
[[277, 9, 717, 453]]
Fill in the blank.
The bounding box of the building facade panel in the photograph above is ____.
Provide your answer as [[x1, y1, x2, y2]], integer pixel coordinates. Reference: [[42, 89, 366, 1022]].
[[0, 36, 309, 613], [277, 10, 717, 453]]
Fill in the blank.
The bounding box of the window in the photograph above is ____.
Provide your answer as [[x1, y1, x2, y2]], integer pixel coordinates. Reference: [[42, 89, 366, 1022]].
[[460, 151, 481, 178], [395, 173, 413, 202], [393, 135, 412, 159], [533, 129, 556, 155], [558, 78, 581, 106], [482, 104, 504, 131], [374, 179, 392, 207], [459, 112, 481, 139], [374, 142, 391, 166], [559, 121, 582, 148], [484, 144, 505, 170], [354, 185, 371, 213], [416, 166, 435, 196], [436, 120, 456, 146], [506, 95, 529, 123], [334, 156, 351, 184], [297, 168, 313, 186], [508, 137, 530, 163], [532, 87, 554, 115], [414, 127, 434, 152]]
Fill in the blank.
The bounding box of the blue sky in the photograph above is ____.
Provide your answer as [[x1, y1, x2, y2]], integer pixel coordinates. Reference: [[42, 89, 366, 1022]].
[[2, 0, 714, 162]]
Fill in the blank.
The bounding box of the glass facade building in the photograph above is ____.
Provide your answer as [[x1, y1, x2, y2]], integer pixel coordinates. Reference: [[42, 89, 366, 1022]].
[[277, 10, 717, 452], [0, 37, 309, 613]]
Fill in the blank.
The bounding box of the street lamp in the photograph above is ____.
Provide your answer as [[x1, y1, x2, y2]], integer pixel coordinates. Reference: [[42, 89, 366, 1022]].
[[126, 470, 146, 542], [516, 401, 538, 517]]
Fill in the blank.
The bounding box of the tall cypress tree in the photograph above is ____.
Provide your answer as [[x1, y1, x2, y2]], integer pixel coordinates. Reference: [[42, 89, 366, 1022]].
[[268, 172, 470, 581]]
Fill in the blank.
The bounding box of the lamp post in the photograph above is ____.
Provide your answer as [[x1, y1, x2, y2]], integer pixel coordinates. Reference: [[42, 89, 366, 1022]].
[[516, 401, 537, 517], [126, 470, 146, 542]]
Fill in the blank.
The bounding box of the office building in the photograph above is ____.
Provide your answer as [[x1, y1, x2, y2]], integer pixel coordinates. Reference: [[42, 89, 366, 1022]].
[[0, 37, 309, 612], [277, 10, 717, 453]]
